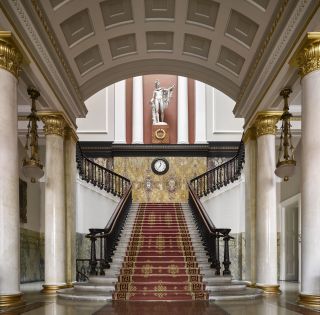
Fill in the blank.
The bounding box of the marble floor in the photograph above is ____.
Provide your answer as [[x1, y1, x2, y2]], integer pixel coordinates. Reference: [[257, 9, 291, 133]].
[[0, 281, 319, 315]]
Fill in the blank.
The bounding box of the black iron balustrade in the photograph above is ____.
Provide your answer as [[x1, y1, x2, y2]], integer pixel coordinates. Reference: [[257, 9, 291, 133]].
[[190, 140, 245, 198], [76, 142, 132, 280], [188, 183, 233, 276], [82, 184, 132, 279], [76, 142, 130, 197]]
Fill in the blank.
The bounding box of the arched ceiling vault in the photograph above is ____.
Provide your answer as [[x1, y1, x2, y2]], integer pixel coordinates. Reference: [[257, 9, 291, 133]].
[[1, 0, 319, 123]]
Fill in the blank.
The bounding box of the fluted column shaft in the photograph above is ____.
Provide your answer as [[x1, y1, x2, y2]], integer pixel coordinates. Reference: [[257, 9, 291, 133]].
[[114, 80, 126, 144], [177, 76, 188, 144], [132, 76, 144, 144], [0, 33, 23, 307], [64, 128, 77, 285], [291, 33, 320, 305], [42, 115, 67, 293], [255, 112, 281, 294]]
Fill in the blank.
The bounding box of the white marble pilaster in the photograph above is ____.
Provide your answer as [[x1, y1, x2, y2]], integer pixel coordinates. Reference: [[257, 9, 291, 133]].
[[64, 128, 77, 285], [243, 128, 257, 284], [42, 115, 67, 293], [114, 80, 126, 144], [195, 80, 207, 143], [0, 34, 23, 307], [177, 76, 189, 144], [255, 113, 281, 293], [132, 76, 144, 144]]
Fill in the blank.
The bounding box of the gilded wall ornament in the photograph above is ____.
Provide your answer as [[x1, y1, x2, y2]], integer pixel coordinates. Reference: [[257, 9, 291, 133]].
[[0, 32, 22, 78], [243, 127, 257, 143], [42, 114, 66, 137]]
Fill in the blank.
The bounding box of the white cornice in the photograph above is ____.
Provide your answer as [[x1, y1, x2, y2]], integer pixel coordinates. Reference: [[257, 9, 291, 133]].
[[234, 0, 316, 120], [4, 0, 87, 121]]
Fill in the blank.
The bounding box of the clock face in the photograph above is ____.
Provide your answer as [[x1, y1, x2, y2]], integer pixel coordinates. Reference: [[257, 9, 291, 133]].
[[151, 158, 169, 175]]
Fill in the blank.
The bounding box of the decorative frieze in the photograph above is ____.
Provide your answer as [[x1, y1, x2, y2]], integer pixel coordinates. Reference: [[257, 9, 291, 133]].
[[0, 32, 22, 78], [42, 114, 66, 137], [290, 32, 320, 77]]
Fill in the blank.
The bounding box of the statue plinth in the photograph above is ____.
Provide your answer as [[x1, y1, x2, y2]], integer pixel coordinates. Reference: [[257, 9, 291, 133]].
[[152, 124, 169, 144]]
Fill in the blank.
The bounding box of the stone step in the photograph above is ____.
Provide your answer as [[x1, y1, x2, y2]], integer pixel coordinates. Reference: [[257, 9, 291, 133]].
[[58, 288, 112, 301], [208, 287, 263, 301], [74, 283, 115, 292], [87, 276, 117, 284]]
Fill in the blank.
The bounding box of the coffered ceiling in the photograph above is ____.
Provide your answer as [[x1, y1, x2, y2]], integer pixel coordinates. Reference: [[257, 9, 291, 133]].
[[1, 0, 318, 121]]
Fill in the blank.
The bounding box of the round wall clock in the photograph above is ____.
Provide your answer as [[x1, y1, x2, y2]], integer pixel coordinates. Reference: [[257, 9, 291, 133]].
[[151, 158, 169, 175]]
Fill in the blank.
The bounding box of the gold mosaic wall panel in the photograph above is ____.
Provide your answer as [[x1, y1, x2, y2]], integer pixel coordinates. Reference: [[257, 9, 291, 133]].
[[114, 157, 207, 202]]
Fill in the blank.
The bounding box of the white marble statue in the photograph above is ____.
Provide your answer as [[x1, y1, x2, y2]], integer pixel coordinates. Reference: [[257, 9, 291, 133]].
[[150, 80, 175, 124]]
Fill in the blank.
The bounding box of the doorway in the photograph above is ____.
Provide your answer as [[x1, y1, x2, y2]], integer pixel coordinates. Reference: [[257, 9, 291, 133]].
[[279, 194, 301, 281]]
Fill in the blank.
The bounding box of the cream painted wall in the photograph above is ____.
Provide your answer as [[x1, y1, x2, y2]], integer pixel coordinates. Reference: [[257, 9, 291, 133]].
[[77, 85, 115, 141], [76, 175, 120, 234], [201, 179, 245, 233], [206, 86, 244, 142]]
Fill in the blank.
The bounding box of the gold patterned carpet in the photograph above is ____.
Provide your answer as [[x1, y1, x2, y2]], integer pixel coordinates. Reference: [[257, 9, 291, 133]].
[[113, 203, 208, 301]]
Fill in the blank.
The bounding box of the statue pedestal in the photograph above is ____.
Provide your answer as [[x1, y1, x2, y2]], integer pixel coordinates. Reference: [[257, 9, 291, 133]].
[[152, 124, 170, 144]]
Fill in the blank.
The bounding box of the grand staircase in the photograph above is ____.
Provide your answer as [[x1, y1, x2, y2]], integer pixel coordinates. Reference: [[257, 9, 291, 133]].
[[113, 203, 208, 301], [58, 141, 262, 301], [58, 202, 262, 301]]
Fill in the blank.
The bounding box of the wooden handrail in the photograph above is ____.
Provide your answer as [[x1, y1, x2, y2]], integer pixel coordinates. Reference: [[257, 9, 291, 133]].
[[75, 142, 132, 278], [188, 181, 234, 276], [190, 139, 244, 198], [76, 142, 130, 197]]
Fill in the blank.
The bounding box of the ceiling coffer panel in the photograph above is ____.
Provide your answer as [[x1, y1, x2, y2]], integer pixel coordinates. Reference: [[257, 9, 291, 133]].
[[217, 46, 245, 76], [145, 0, 175, 20], [146, 31, 174, 52], [225, 9, 259, 48], [247, 0, 270, 11], [60, 9, 94, 48], [183, 33, 211, 59], [108, 33, 137, 59], [187, 0, 220, 29], [100, 0, 133, 28], [49, 0, 69, 10], [74, 45, 103, 76]]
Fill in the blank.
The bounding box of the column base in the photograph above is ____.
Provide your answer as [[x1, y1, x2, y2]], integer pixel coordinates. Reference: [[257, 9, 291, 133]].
[[0, 293, 24, 308], [298, 293, 320, 309], [42, 284, 68, 294], [255, 284, 281, 294]]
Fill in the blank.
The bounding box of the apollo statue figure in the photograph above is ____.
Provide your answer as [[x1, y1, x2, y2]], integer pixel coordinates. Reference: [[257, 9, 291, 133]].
[[150, 80, 175, 124]]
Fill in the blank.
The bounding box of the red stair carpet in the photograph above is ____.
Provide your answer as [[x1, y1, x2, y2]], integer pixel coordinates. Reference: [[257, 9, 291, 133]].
[[113, 203, 208, 301]]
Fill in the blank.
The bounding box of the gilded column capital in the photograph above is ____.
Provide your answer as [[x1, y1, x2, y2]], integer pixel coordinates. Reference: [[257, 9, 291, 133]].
[[0, 32, 23, 78], [243, 127, 256, 143], [290, 32, 320, 77], [42, 114, 66, 137], [254, 111, 282, 138]]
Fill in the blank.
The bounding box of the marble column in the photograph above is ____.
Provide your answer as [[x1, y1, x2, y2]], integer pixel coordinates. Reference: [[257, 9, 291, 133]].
[[64, 128, 77, 286], [0, 33, 23, 307], [254, 112, 281, 294], [195, 80, 207, 143], [132, 76, 144, 144], [243, 127, 257, 285], [114, 80, 126, 144], [177, 76, 189, 144], [42, 114, 67, 293], [291, 33, 320, 307]]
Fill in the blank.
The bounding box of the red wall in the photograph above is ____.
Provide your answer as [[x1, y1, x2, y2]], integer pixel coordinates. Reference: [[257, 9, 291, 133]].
[[125, 75, 195, 144]]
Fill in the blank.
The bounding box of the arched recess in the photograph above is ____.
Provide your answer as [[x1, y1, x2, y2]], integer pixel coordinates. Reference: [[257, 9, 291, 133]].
[[80, 59, 240, 102]]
